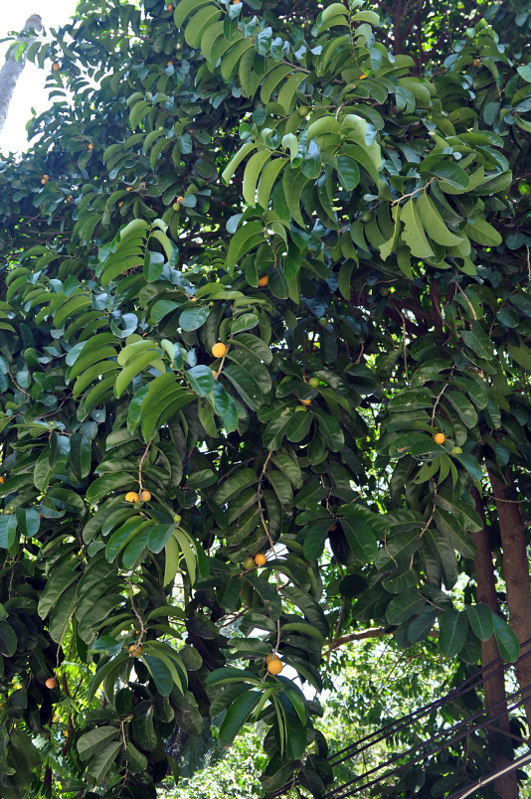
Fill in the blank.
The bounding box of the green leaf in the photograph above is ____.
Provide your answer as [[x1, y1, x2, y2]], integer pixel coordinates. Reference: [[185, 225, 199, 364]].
[[0, 622, 17, 657], [143, 250, 165, 282], [400, 198, 434, 259], [386, 592, 425, 625], [416, 191, 465, 246], [0, 516, 18, 549], [148, 524, 174, 554], [143, 654, 173, 695], [421, 159, 469, 190], [218, 691, 261, 747], [86, 740, 122, 781], [466, 604, 493, 641], [439, 609, 468, 657], [179, 306, 210, 332], [341, 518, 378, 562], [186, 365, 215, 396], [492, 614, 520, 662], [77, 727, 118, 761], [464, 217, 502, 247], [337, 156, 360, 191], [301, 519, 333, 560]]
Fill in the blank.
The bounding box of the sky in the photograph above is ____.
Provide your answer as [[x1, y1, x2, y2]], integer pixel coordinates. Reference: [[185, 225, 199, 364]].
[[0, 1, 78, 154]]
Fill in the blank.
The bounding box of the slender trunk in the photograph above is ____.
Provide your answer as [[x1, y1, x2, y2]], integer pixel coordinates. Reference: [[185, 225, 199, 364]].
[[489, 470, 531, 731], [471, 487, 518, 799], [0, 14, 42, 135]]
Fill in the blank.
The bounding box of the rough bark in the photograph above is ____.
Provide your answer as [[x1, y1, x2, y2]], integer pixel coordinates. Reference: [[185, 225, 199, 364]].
[[489, 470, 531, 732], [0, 14, 43, 135], [472, 486, 518, 799]]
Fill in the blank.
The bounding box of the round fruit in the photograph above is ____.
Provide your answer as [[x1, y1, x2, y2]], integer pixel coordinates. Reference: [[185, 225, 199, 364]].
[[45, 676, 58, 689], [267, 657, 283, 675], [243, 557, 255, 570], [318, 317, 328, 328], [308, 377, 319, 389], [359, 73, 368, 79], [254, 553, 267, 567], [176, 195, 184, 204], [88, 143, 94, 150], [298, 105, 309, 116], [258, 275, 269, 287], [330, 523, 338, 531], [211, 342, 227, 358], [266, 653, 276, 664], [212, 369, 218, 378], [172, 203, 180, 211], [300, 399, 312, 406], [129, 644, 142, 657], [41, 178, 47, 185], [125, 491, 140, 503], [172, 513, 182, 524], [0, 477, 4, 484], [360, 211, 372, 222], [434, 433, 446, 445], [167, 3, 173, 10], [140, 490, 151, 502], [52, 63, 60, 72]]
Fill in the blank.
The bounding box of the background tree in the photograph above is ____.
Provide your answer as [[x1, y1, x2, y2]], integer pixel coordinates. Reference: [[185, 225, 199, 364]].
[[0, 0, 529, 798]]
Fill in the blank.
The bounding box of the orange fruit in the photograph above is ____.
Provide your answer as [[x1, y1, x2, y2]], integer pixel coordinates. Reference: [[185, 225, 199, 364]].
[[66, 195, 73, 202], [125, 491, 139, 503], [129, 643, 142, 657], [126, 186, 133, 191], [41, 178, 47, 185], [88, 143, 94, 150], [212, 369, 218, 378], [45, 677, 58, 689], [258, 275, 269, 287], [0, 477, 4, 484], [176, 195, 184, 203], [359, 73, 367, 79], [254, 553, 267, 566], [266, 653, 277, 664], [211, 342, 227, 358], [330, 523, 338, 531], [167, 3, 173, 9], [473, 58, 481, 66], [52, 63, 60, 72], [267, 657, 283, 675], [434, 433, 445, 445], [140, 490, 151, 502], [300, 399, 311, 406]]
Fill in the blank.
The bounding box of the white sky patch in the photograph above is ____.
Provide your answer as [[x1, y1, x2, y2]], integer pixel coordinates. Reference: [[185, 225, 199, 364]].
[[0, 1, 78, 154]]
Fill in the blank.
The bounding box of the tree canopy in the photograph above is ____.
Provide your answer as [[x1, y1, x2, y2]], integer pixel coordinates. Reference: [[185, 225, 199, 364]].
[[0, 0, 530, 797]]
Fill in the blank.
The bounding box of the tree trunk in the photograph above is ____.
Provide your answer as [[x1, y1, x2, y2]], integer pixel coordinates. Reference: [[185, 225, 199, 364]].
[[471, 487, 518, 799], [0, 14, 43, 135], [489, 470, 531, 731]]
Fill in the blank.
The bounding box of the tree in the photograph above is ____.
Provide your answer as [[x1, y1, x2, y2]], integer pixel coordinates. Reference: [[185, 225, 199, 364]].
[[0, 0, 529, 797], [0, 14, 43, 134]]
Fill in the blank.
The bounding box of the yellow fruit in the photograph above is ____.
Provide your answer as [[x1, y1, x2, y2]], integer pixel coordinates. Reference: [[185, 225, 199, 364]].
[[88, 143, 94, 150], [267, 657, 283, 675], [266, 653, 276, 664], [359, 73, 367, 79], [211, 369, 218, 378], [125, 491, 139, 503], [254, 553, 267, 566], [211, 342, 227, 358], [258, 275, 269, 287], [140, 490, 151, 502], [129, 643, 142, 657], [41, 178, 47, 185], [243, 557, 255, 570], [434, 433, 446, 445], [300, 399, 312, 406], [45, 677, 58, 689], [126, 186, 133, 191]]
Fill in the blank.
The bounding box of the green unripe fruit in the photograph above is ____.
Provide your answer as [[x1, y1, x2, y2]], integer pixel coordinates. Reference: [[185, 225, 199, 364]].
[[360, 211, 372, 223], [308, 377, 319, 389], [172, 513, 182, 524], [294, 406, 307, 413], [298, 105, 309, 116], [243, 557, 255, 570], [318, 317, 328, 328], [173, 203, 180, 211], [451, 447, 463, 455]]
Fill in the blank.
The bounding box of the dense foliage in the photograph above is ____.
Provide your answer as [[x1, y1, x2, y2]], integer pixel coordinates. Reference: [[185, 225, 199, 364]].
[[0, 0, 529, 797]]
